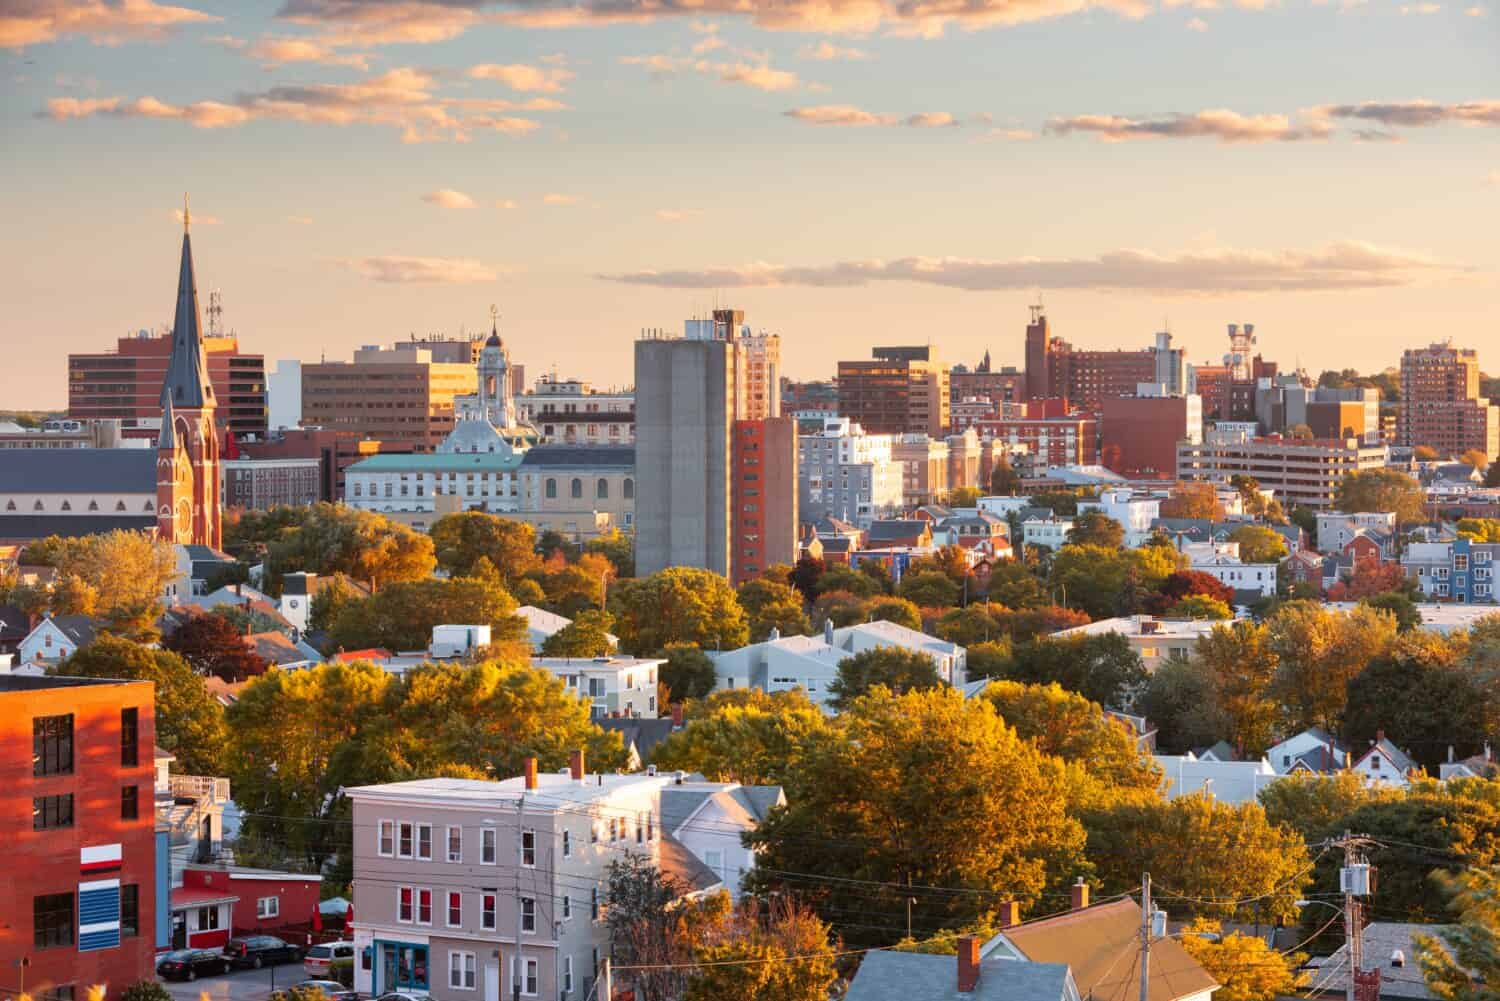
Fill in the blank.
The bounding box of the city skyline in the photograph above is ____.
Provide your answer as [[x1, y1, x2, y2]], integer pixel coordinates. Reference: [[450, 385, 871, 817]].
[[2, 0, 1497, 409]]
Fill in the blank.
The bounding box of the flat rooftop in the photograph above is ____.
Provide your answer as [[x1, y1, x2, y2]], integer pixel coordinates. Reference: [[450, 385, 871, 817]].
[[347, 771, 675, 807], [0, 675, 140, 692]]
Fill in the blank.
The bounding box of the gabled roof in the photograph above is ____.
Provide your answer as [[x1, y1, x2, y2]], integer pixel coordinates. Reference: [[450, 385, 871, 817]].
[[245, 631, 317, 665], [1358, 738, 1416, 775], [997, 899, 1218, 1001], [868, 520, 931, 542], [813, 516, 861, 537], [30, 614, 98, 648], [0, 603, 29, 641], [847, 951, 1075, 1001], [596, 716, 675, 762], [656, 832, 722, 894]]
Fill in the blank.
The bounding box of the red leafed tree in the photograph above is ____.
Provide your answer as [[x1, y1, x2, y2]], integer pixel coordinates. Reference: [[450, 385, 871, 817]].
[[1325, 557, 1408, 601], [1144, 571, 1236, 615], [164, 612, 271, 682]]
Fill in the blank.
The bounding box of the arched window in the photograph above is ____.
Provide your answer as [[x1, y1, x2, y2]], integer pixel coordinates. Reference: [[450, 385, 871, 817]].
[[116, 500, 126, 511], [623, 478, 634, 499], [4, 500, 14, 511], [88, 500, 99, 511], [143, 500, 153, 512], [34, 500, 45, 511], [597, 478, 609, 500], [545, 478, 557, 499], [570, 478, 583, 499], [60, 501, 71, 512]]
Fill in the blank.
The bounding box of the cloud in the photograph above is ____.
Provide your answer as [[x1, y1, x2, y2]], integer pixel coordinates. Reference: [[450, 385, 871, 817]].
[[337, 255, 499, 284], [986, 127, 1036, 140], [655, 208, 700, 221], [423, 188, 477, 208], [276, 0, 482, 46], [246, 36, 370, 68], [691, 33, 725, 52], [1352, 128, 1401, 142], [1399, 2, 1440, 11], [597, 241, 1464, 295], [1186, 15, 1209, 28], [1487, 170, 1500, 187], [704, 60, 799, 90], [783, 104, 974, 127], [172, 208, 219, 225], [802, 40, 868, 59], [1046, 109, 1331, 143], [903, 111, 960, 128], [288, 215, 314, 224], [620, 54, 680, 78], [1467, 5, 1487, 13], [2, 0, 217, 48], [543, 193, 578, 204], [41, 66, 556, 142], [468, 62, 574, 92], [1313, 99, 1500, 128], [496, 198, 519, 209]]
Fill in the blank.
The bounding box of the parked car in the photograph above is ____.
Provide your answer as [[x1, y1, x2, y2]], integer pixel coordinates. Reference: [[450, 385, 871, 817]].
[[374, 993, 429, 1001], [156, 948, 230, 980], [271, 981, 361, 1001], [224, 934, 304, 969], [304, 940, 356, 978]]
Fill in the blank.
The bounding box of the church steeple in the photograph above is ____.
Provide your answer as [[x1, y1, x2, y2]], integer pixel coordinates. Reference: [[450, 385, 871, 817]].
[[161, 194, 215, 410]]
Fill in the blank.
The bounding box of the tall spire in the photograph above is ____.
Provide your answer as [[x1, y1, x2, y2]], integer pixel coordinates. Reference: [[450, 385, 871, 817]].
[[158, 394, 177, 450], [160, 206, 215, 410]]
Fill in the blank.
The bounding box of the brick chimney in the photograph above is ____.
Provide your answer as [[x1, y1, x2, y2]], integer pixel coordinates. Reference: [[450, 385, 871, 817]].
[[570, 749, 585, 782], [957, 935, 981, 993], [1376, 729, 1385, 744], [523, 756, 538, 790], [996, 900, 1019, 928], [1070, 878, 1090, 911], [671, 703, 685, 728]]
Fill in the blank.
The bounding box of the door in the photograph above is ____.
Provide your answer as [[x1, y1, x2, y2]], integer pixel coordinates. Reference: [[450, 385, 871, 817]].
[[172, 913, 187, 950], [485, 961, 500, 1001]]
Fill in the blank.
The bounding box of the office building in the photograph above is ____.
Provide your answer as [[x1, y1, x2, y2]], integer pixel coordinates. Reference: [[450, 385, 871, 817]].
[[1023, 306, 1158, 410], [517, 376, 635, 446], [266, 359, 302, 432], [68, 328, 266, 441], [237, 428, 340, 503], [950, 356, 1026, 412], [892, 434, 949, 507], [1399, 343, 1499, 460], [221, 455, 322, 509], [634, 322, 746, 577], [732, 417, 798, 583], [798, 418, 903, 527], [0, 676, 159, 994], [1099, 390, 1203, 479], [1177, 427, 1387, 509], [0, 419, 130, 450], [300, 343, 478, 454], [974, 408, 1099, 470], [837, 346, 949, 436]]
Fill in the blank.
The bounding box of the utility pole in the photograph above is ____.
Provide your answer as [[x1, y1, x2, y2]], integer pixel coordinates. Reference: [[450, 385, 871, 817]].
[[602, 957, 612, 1001], [515, 795, 525, 1001], [1343, 831, 1363, 1001], [1139, 872, 1152, 1001]]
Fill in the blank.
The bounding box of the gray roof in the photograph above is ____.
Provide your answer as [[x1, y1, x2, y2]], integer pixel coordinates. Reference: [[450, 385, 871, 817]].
[[597, 717, 675, 761], [868, 519, 930, 542], [0, 449, 156, 493], [519, 445, 635, 469], [161, 230, 215, 410], [660, 784, 786, 836], [1315, 923, 1455, 1001], [657, 833, 722, 893], [847, 952, 1074, 1001], [0, 514, 156, 542], [42, 614, 98, 647]]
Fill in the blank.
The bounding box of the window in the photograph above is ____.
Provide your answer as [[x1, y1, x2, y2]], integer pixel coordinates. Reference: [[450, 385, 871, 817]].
[[521, 896, 536, 933], [449, 950, 477, 990], [120, 707, 139, 767], [564, 956, 574, 993], [624, 478, 634, 499], [597, 478, 609, 499], [398, 887, 414, 923], [545, 478, 557, 499], [521, 830, 536, 867], [198, 905, 220, 930], [562, 894, 571, 920], [562, 830, 572, 857], [481, 893, 497, 930], [647, 814, 654, 841], [417, 888, 432, 924], [571, 477, 583, 499], [591, 886, 600, 920], [636, 817, 643, 844], [591, 821, 599, 844], [512, 958, 540, 997], [417, 823, 433, 860], [609, 817, 618, 842], [447, 891, 463, 927], [34, 893, 73, 948], [482, 827, 497, 864], [33, 714, 73, 776], [257, 895, 280, 919], [121, 884, 139, 938], [379, 820, 395, 856], [121, 785, 139, 820], [398, 821, 414, 858], [447, 825, 463, 862], [705, 849, 723, 874], [33, 794, 73, 830]]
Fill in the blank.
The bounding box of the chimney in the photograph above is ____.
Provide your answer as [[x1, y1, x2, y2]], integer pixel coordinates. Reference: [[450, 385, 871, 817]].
[[569, 749, 585, 783], [824, 618, 835, 645], [1376, 729, 1385, 745], [1448, 745, 1456, 764], [957, 936, 981, 993], [523, 757, 538, 790], [996, 900, 1020, 928], [1070, 878, 1090, 911], [769, 626, 780, 641], [671, 703, 685, 729]]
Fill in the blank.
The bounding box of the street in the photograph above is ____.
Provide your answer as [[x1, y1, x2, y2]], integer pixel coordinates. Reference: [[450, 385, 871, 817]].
[[159, 963, 315, 1001]]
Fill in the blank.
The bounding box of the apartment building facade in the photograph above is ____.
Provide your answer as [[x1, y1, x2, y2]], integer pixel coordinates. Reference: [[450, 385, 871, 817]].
[[1404, 538, 1500, 603], [517, 377, 636, 446], [0, 676, 158, 995], [1399, 343, 1499, 461], [1177, 428, 1387, 509], [731, 417, 798, 583], [798, 418, 903, 527], [837, 346, 949, 436]]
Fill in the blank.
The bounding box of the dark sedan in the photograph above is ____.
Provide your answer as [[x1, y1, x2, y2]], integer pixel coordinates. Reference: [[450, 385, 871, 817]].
[[224, 934, 305, 969], [157, 948, 230, 980]]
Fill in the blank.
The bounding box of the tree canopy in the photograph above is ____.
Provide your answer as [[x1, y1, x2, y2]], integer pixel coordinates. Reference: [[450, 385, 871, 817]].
[[263, 503, 435, 592], [1067, 511, 1125, 549], [163, 611, 270, 682], [990, 633, 1147, 708], [1228, 524, 1289, 564], [737, 579, 813, 642], [827, 648, 944, 710], [611, 568, 749, 655], [651, 688, 834, 790], [428, 510, 540, 582], [326, 575, 525, 653], [1335, 468, 1428, 525], [540, 609, 616, 658]]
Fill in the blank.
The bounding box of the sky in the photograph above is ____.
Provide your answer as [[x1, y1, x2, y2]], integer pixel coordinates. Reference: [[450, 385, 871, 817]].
[[0, 0, 1496, 410]]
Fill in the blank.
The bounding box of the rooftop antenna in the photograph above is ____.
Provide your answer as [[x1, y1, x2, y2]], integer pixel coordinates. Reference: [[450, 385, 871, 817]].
[[207, 290, 223, 337]]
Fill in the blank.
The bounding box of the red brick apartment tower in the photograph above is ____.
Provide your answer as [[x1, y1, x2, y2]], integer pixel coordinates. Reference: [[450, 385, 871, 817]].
[[156, 205, 222, 549], [731, 417, 798, 584], [0, 676, 157, 995]]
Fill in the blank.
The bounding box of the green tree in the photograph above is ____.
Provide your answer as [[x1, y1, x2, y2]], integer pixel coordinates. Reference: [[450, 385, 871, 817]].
[[540, 609, 616, 657], [1167, 595, 1232, 620], [1416, 868, 1500, 1001], [992, 604, 1091, 642], [1360, 591, 1423, 632], [935, 602, 1005, 646], [1194, 620, 1280, 757], [990, 456, 1022, 495], [1050, 544, 1179, 619], [985, 559, 1049, 610], [46, 530, 176, 630], [1030, 490, 1085, 517], [661, 642, 718, 701], [651, 689, 833, 790], [584, 529, 636, 577], [265, 503, 435, 592], [745, 688, 1087, 944], [1084, 795, 1310, 923], [684, 900, 838, 1001], [163, 612, 271, 682], [611, 568, 749, 655], [1180, 920, 1307, 1001], [1336, 468, 1428, 524], [788, 555, 825, 602], [606, 853, 699, 1001], [995, 633, 1147, 708], [1228, 524, 1289, 564], [1136, 656, 1229, 755], [119, 983, 173, 1001], [1067, 511, 1125, 549], [866, 596, 922, 631], [1257, 771, 1400, 844], [948, 486, 982, 508], [327, 576, 525, 653], [309, 576, 364, 634], [428, 511, 541, 581], [827, 648, 944, 710], [815, 563, 882, 598], [1159, 483, 1225, 520], [813, 590, 868, 628], [965, 640, 1014, 680], [737, 579, 812, 642], [897, 569, 961, 608], [1267, 601, 1398, 732], [1457, 519, 1500, 544], [1344, 634, 1485, 770], [60, 635, 225, 775]]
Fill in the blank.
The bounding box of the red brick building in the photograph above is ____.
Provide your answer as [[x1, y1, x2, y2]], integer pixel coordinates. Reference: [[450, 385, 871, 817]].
[[731, 417, 798, 584], [0, 676, 158, 995], [1100, 395, 1202, 478], [177, 865, 322, 943], [974, 414, 1100, 469], [238, 428, 340, 502]]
